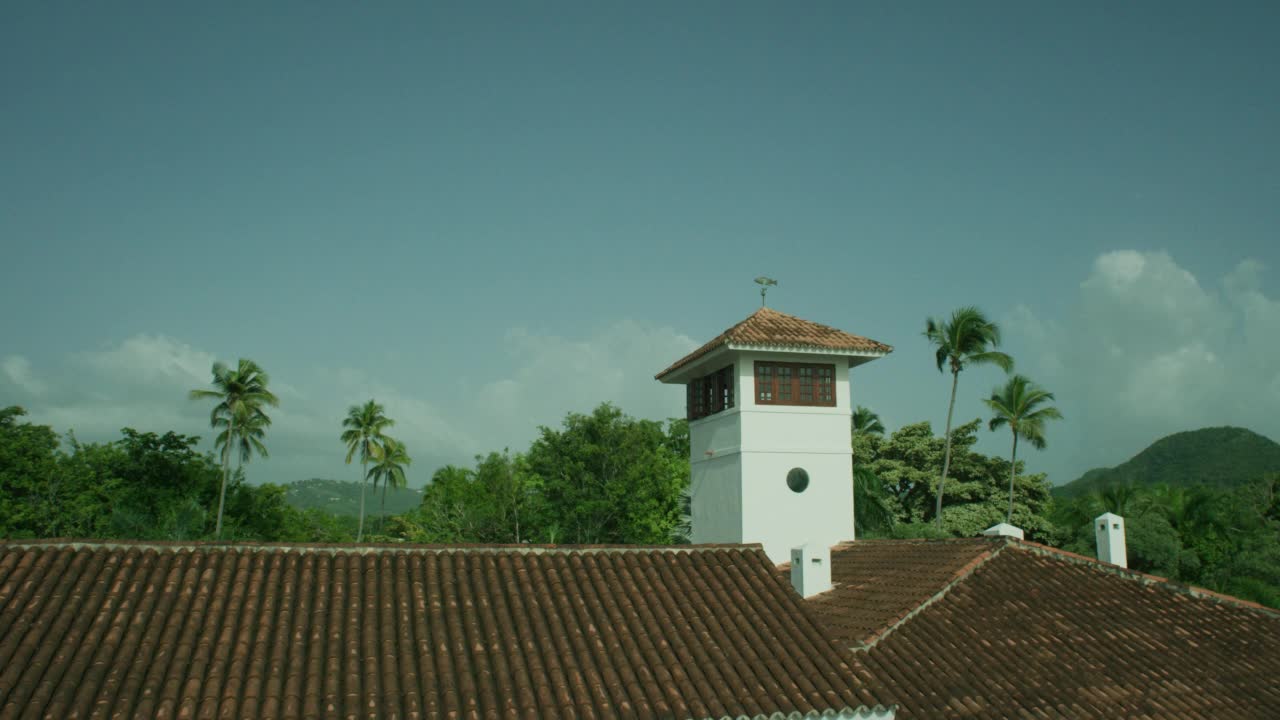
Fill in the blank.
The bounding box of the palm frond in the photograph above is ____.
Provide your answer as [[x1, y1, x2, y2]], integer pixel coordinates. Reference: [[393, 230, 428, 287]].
[[968, 351, 1014, 372], [923, 306, 1010, 374], [342, 399, 395, 465]]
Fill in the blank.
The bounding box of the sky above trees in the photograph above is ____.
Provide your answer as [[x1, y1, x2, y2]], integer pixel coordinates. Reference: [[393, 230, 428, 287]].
[[2, 2, 1277, 486]]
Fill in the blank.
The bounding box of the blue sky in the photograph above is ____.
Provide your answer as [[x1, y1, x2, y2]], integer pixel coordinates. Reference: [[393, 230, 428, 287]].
[[3, 1, 1278, 488]]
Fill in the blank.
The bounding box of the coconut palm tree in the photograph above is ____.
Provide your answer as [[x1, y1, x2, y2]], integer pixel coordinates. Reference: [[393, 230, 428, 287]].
[[984, 374, 1062, 524], [854, 464, 895, 538], [215, 405, 271, 467], [212, 405, 272, 536], [924, 307, 1013, 529], [189, 359, 279, 540], [853, 406, 886, 436], [368, 436, 411, 533], [341, 400, 394, 542]]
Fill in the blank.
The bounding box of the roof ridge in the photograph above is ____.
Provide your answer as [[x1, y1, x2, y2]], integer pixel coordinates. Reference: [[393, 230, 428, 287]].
[[695, 705, 897, 720], [0, 539, 766, 556], [1010, 540, 1280, 619], [850, 537, 1012, 652]]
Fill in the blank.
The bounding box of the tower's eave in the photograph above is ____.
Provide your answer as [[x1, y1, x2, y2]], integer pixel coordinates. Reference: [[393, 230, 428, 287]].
[[655, 307, 892, 383]]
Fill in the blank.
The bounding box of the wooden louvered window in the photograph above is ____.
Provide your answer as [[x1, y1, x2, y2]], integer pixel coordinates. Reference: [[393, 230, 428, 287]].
[[687, 365, 735, 420], [755, 362, 836, 407]]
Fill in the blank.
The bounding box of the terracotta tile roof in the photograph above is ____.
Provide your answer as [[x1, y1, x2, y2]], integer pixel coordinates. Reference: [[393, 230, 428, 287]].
[[804, 539, 998, 650], [810, 538, 1280, 719], [656, 308, 893, 380], [0, 541, 891, 720]]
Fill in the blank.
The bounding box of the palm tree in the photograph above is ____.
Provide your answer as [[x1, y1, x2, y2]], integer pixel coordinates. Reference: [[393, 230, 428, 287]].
[[1096, 482, 1147, 519], [984, 374, 1062, 524], [341, 400, 394, 542], [214, 405, 271, 467], [368, 436, 411, 533], [852, 406, 886, 436], [924, 307, 1013, 529], [853, 464, 895, 538], [189, 359, 279, 540]]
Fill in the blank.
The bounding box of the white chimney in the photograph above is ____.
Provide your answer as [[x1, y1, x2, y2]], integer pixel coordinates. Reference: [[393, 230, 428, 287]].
[[790, 543, 832, 598], [982, 523, 1024, 540], [1095, 512, 1127, 568]]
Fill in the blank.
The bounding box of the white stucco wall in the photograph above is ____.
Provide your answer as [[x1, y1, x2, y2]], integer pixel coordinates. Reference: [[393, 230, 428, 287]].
[[687, 351, 856, 563], [689, 453, 743, 545]]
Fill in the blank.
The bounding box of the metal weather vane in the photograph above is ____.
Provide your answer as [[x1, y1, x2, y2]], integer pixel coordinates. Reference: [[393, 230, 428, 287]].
[[754, 276, 777, 307]]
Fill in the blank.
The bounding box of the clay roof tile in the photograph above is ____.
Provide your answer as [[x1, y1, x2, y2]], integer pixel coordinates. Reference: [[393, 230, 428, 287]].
[[806, 538, 1280, 719], [0, 541, 887, 720], [656, 308, 892, 380]]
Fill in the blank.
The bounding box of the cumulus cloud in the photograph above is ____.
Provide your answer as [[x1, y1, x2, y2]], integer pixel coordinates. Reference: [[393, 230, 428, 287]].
[[79, 335, 215, 387], [472, 320, 698, 450], [1005, 251, 1280, 481], [0, 320, 698, 487], [1, 355, 46, 396]]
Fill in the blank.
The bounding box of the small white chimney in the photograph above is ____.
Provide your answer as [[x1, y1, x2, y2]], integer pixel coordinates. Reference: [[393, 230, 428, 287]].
[[790, 543, 832, 598], [1095, 512, 1127, 568], [982, 523, 1024, 540]]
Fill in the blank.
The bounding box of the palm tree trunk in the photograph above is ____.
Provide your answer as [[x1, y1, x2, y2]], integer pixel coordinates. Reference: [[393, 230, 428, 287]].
[[215, 412, 235, 540], [936, 369, 959, 529], [357, 459, 368, 543], [1007, 432, 1019, 525], [379, 479, 388, 533]]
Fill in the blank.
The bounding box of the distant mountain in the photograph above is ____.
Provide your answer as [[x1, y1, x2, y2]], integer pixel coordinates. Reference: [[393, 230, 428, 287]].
[[1055, 426, 1280, 498], [285, 478, 423, 517]]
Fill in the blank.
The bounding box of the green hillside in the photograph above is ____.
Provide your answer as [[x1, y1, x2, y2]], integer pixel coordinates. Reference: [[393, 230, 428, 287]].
[[285, 478, 423, 517], [1055, 426, 1280, 498]]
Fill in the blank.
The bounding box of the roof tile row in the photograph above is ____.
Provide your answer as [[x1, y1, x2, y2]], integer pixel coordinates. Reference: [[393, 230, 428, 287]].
[[0, 543, 884, 720], [811, 538, 1280, 720]]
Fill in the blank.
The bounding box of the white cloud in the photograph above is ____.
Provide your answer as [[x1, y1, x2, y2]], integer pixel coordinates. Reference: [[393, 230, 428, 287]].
[[1, 355, 46, 395], [1006, 251, 1280, 481], [2, 320, 698, 488], [472, 320, 697, 448], [80, 334, 215, 387]]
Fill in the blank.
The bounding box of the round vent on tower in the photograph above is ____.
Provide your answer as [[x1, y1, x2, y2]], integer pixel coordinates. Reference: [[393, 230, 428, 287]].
[[786, 467, 809, 493]]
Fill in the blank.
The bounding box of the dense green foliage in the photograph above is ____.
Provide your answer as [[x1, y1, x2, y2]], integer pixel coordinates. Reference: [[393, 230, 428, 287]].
[[284, 478, 422, 516], [0, 406, 352, 542], [854, 418, 1055, 541], [1052, 476, 1280, 607], [4, 379, 1279, 609], [1057, 426, 1280, 497], [392, 405, 689, 545]]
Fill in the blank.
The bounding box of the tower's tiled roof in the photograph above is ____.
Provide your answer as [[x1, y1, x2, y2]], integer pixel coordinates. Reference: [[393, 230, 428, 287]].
[[807, 538, 1280, 719], [0, 541, 890, 720], [656, 308, 892, 380]]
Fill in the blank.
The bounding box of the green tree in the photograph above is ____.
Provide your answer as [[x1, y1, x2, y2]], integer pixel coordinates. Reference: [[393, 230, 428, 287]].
[[0, 407, 62, 536], [861, 419, 1054, 539], [403, 460, 531, 544], [525, 403, 688, 544], [410, 464, 484, 542], [368, 437, 412, 533], [924, 307, 1013, 529], [340, 400, 394, 542], [853, 406, 886, 436], [984, 374, 1062, 524], [188, 359, 279, 539]]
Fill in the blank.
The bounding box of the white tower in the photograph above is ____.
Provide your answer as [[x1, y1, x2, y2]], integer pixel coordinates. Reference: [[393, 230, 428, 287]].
[[656, 307, 891, 564], [1095, 512, 1128, 568]]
